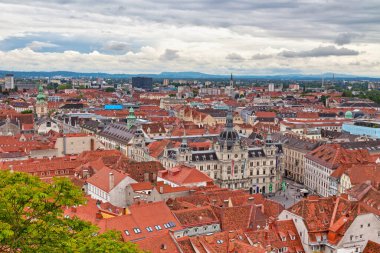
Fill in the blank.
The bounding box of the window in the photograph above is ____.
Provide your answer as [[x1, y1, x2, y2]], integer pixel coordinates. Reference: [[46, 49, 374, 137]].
[[133, 228, 141, 234], [146, 227, 153, 232], [216, 239, 224, 244], [124, 230, 130, 236], [155, 225, 162, 231], [360, 224, 363, 228], [368, 223, 370, 227]]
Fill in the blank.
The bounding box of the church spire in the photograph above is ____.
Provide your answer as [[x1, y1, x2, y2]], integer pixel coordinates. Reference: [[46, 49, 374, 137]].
[[230, 73, 234, 87], [225, 107, 234, 129], [36, 84, 46, 104], [126, 107, 137, 129]]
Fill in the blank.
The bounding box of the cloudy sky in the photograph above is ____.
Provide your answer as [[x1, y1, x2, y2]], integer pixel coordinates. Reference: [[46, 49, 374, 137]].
[[0, 0, 379, 75]]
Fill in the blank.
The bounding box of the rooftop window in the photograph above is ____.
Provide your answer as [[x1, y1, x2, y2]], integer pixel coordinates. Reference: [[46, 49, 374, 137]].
[[133, 228, 141, 234]]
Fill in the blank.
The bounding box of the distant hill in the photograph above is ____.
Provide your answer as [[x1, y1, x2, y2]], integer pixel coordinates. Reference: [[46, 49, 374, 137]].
[[0, 70, 378, 80]]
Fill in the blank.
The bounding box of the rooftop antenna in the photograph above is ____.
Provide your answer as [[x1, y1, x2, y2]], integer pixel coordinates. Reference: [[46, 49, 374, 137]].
[[332, 73, 335, 89], [321, 74, 324, 88]]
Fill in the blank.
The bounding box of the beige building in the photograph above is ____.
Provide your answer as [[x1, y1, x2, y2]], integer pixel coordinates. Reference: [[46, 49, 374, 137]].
[[55, 133, 103, 157], [273, 133, 322, 184]]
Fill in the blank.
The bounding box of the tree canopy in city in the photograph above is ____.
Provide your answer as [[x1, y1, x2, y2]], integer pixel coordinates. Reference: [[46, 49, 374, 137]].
[[0, 170, 143, 253]]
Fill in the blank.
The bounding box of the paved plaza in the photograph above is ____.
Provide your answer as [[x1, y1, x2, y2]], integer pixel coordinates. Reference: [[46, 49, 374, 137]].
[[268, 179, 306, 208]]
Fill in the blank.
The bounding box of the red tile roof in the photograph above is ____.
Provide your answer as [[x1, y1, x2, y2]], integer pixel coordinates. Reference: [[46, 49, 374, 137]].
[[135, 232, 181, 253], [158, 165, 213, 186], [86, 167, 130, 192], [255, 111, 276, 118], [306, 144, 371, 170], [363, 240, 380, 253], [173, 206, 219, 227]]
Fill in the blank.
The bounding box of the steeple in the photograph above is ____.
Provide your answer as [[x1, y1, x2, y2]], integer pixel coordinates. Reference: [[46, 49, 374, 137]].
[[179, 129, 189, 153], [265, 128, 273, 145], [126, 107, 137, 129], [218, 107, 239, 150], [225, 108, 234, 129], [36, 84, 46, 104], [230, 73, 234, 87]]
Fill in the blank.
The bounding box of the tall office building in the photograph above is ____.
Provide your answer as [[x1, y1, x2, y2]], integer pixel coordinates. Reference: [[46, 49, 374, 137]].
[[268, 83, 275, 92], [132, 77, 153, 90], [163, 79, 170, 86], [4, 74, 15, 90]]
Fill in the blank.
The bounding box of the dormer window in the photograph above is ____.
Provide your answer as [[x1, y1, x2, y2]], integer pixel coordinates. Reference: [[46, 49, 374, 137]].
[[133, 228, 141, 234]]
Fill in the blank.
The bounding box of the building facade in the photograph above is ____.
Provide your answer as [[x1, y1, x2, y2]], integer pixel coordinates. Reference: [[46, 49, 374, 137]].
[[131, 111, 283, 192], [132, 77, 153, 90]]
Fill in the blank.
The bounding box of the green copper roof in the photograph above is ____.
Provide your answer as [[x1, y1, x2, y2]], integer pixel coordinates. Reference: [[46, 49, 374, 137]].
[[36, 85, 46, 103]]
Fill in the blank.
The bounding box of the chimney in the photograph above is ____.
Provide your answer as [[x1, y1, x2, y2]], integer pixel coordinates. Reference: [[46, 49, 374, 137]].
[[159, 186, 164, 194], [160, 244, 167, 250], [95, 211, 103, 220], [109, 172, 114, 190], [248, 196, 255, 203], [340, 193, 348, 200]]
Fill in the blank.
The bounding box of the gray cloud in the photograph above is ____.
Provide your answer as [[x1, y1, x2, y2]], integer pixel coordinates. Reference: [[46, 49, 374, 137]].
[[103, 41, 129, 51], [251, 53, 273, 60], [279, 46, 359, 58], [12, 0, 379, 42], [0, 0, 379, 75], [335, 33, 360, 45], [159, 49, 179, 61], [226, 53, 245, 61]]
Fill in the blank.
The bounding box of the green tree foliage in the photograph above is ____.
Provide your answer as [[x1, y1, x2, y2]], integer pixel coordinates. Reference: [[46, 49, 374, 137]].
[[105, 87, 116, 92], [57, 84, 73, 90], [364, 90, 380, 104], [341, 90, 353, 97], [320, 95, 329, 107], [341, 89, 380, 104], [0, 171, 143, 253], [20, 109, 33, 114]]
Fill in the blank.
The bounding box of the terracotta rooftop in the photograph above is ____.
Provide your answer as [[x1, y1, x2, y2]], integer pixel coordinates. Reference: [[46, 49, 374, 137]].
[[158, 164, 213, 186], [86, 167, 130, 192], [363, 240, 380, 253], [173, 206, 219, 227]]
